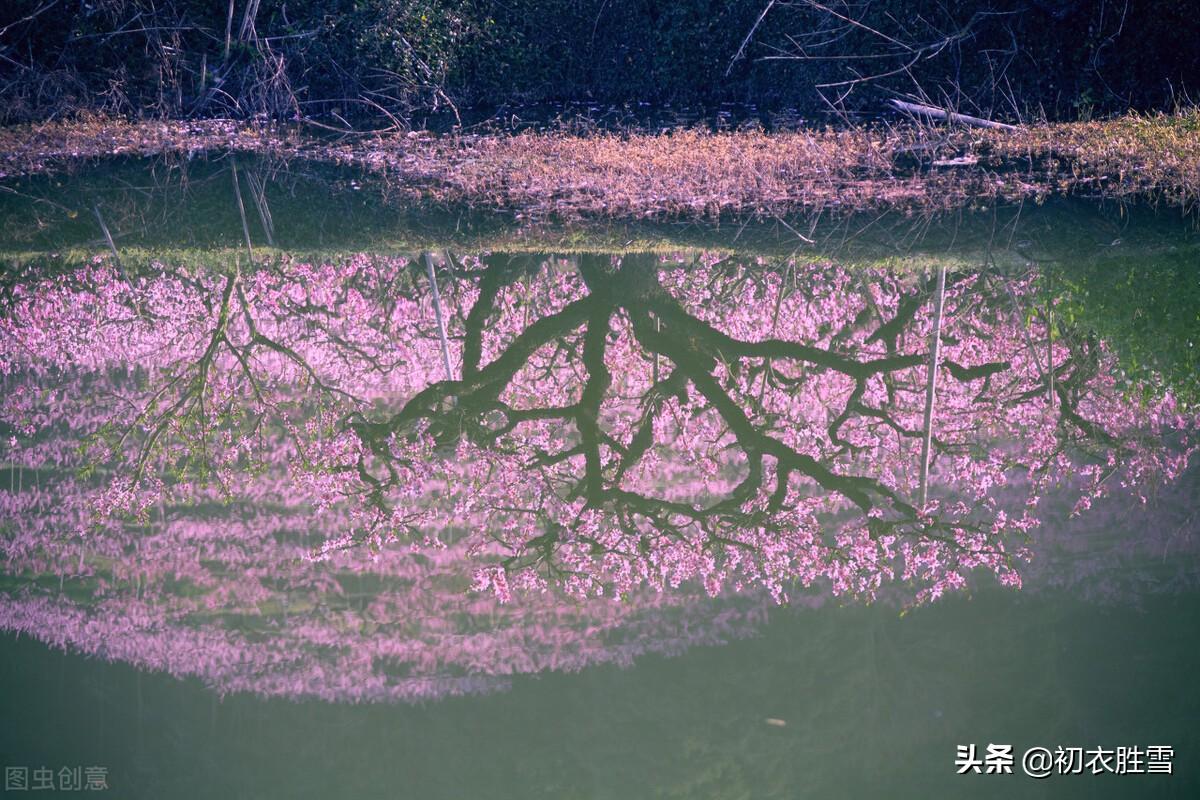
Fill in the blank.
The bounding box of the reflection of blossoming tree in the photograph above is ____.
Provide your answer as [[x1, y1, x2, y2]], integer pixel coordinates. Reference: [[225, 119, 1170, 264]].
[[0, 463, 768, 701], [2, 252, 1194, 617], [0, 256, 771, 701]]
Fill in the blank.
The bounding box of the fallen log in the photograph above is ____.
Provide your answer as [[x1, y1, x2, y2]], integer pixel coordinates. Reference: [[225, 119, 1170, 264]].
[[888, 99, 1020, 131]]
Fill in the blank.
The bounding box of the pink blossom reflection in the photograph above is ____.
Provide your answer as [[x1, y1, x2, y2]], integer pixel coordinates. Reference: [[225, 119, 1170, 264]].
[[0, 252, 1195, 700]]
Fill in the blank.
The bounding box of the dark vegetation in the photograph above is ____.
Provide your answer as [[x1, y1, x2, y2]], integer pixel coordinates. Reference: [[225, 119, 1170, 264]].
[[1052, 254, 1200, 407], [2, 0, 1198, 126]]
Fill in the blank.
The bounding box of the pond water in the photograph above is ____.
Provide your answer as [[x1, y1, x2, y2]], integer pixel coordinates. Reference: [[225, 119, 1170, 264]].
[[1, 155, 1198, 798]]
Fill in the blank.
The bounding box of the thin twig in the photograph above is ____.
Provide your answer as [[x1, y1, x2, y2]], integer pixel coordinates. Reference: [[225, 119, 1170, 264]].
[[726, 0, 778, 77], [424, 252, 455, 381], [918, 264, 947, 507], [230, 159, 255, 263]]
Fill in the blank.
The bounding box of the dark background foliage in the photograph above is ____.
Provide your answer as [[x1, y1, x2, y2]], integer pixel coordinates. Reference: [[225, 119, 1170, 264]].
[[1, 0, 1198, 125]]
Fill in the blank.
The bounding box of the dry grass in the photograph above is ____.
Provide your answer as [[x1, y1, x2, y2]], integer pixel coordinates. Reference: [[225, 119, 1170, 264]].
[[0, 117, 301, 178], [318, 127, 1024, 217], [982, 108, 1200, 207], [1, 111, 1197, 219]]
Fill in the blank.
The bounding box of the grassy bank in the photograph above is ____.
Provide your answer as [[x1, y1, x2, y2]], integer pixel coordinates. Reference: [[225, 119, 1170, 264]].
[[1, 111, 1198, 220]]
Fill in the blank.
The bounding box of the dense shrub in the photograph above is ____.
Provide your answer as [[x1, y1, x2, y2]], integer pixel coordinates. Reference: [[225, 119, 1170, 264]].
[[0, 0, 488, 122], [457, 0, 1200, 118], [0, 0, 1197, 124]]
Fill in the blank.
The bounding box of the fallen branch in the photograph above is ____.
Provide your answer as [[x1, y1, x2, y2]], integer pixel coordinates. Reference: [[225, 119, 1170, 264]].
[[889, 99, 1019, 131]]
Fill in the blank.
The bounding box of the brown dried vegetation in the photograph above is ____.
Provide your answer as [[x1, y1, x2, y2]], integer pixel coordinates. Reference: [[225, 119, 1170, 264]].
[[1, 111, 1197, 219], [982, 110, 1200, 207]]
